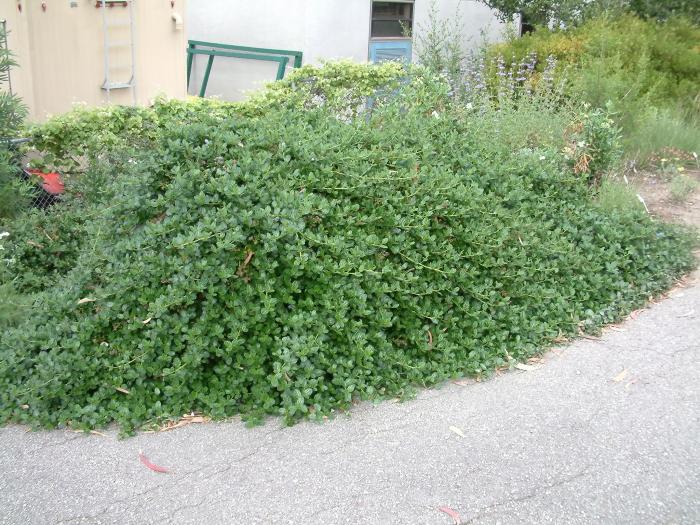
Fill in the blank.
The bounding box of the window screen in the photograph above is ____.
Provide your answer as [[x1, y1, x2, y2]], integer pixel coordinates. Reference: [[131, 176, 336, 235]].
[[371, 2, 413, 39]]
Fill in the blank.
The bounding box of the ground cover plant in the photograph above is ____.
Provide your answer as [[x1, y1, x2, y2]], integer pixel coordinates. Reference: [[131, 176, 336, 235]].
[[0, 63, 696, 434]]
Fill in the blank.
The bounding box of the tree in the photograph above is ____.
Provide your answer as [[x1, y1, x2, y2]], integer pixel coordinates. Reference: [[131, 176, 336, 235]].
[[480, 0, 699, 26], [480, 0, 598, 25], [627, 0, 699, 23]]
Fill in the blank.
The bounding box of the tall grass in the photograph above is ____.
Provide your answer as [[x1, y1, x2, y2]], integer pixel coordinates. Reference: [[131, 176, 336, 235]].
[[624, 108, 700, 164]]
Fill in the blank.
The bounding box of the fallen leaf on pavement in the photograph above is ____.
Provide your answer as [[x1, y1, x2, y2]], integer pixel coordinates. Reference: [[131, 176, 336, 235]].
[[438, 506, 461, 524], [628, 309, 645, 320], [70, 429, 108, 437], [449, 426, 465, 438], [158, 413, 211, 432], [515, 363, 540, 372], [451, 379, 470, 386], [612, 369, 628, 383], [138, 450, 170, 473]]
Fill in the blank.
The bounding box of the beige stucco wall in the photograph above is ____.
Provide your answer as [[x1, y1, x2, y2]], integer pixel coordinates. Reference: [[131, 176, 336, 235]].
[[1, 1, 33, 112], [0, 0, 187, 121]]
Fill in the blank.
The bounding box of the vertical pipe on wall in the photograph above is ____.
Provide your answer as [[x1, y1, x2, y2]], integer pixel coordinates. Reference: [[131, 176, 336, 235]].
[[128, 0, 136, 105], [101, 0, 110, 103]]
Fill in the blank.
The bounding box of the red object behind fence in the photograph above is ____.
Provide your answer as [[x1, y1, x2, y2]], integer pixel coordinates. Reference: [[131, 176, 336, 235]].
[[26, 169, 64, 195]]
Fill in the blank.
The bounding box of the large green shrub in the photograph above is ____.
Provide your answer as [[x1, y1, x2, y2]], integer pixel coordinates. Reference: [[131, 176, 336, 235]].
[[0, 67, 694, 433], [8, 63, 407, 297]]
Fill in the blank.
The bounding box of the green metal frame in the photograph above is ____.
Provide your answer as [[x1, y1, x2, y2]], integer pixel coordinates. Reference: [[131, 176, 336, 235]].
[[188, 40, 303, 68], [186, 40, 303, 97]]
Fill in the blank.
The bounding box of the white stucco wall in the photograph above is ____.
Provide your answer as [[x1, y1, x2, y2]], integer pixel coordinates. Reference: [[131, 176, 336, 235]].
[[187, 0, 506, 101], [303, 0, 372, 63], [414, 0, 509, 49], [188, 0, 305, 100], [188, 0, 371, 100]]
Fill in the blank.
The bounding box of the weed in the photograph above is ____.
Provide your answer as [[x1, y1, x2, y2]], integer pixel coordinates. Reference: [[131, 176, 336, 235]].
[[669, 174, 699, 202]]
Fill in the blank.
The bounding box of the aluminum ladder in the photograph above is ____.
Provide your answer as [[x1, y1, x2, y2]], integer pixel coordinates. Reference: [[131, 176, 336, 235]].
[[100, 0, 136, 104]]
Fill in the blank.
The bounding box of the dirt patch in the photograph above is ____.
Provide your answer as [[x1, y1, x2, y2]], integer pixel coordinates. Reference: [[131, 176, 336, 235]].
[[631, 169, 699, 282], [632, 169, 700, 228]]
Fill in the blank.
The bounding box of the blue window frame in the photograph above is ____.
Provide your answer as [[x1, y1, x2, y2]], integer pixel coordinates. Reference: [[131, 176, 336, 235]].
[[369, 40, 412, 64]]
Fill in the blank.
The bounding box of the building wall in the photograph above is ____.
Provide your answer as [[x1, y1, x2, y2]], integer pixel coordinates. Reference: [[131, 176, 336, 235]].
[[414, 0, 508, 47], [187, 0, 373, 100], [1, 1, 34, 113], [0, 0, 187, 121], [0, 0, 507, 118], [187, 0, 509, 101], [187, 0, 306, 100]]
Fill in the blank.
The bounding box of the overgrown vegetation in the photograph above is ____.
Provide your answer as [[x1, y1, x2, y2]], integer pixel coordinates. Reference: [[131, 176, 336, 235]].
[[489, 13, 700, 164], [669, 174, 699, 203], [0, 62, 695, 433]]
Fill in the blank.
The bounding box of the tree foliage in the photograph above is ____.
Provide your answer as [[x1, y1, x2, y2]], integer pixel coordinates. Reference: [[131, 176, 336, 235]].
[[481, 0, 700, 25]]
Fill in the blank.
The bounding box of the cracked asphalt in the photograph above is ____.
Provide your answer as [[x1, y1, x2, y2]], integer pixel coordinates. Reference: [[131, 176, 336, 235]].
[[1, 273, 698, 524]]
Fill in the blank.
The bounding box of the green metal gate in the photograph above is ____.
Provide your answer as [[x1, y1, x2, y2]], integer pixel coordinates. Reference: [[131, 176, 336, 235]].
[[186, 40, 303, 97]]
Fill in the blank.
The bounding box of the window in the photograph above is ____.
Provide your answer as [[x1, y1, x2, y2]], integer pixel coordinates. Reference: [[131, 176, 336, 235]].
[[371, 1, 413, 39]]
